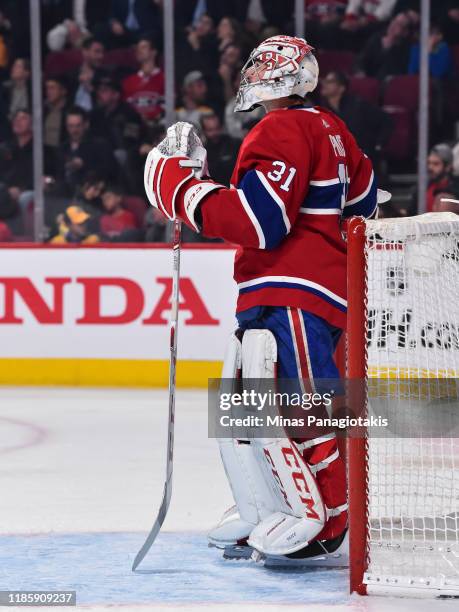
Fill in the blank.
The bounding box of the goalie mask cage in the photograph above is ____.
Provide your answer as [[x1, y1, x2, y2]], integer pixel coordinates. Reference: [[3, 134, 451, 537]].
[[347, 213, 459, 598]]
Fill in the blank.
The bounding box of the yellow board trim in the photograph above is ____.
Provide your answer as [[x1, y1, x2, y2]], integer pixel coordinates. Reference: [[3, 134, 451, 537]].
[[0, 359, 223, 388]]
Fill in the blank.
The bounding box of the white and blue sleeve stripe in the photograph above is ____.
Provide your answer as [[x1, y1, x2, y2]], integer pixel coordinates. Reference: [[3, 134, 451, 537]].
[[237, 170, 290, 249], [300, 181, 343, 214]]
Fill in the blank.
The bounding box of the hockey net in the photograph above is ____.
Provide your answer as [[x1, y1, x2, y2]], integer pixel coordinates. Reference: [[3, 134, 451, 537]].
[[347, 213, 459, 597]]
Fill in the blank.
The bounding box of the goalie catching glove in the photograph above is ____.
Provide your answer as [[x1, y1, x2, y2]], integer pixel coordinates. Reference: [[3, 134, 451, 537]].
[[144, 122, 224, 231]]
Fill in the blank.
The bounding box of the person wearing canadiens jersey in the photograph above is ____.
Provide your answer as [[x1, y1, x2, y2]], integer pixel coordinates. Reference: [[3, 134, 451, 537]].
[[144, 36, 388, 561]]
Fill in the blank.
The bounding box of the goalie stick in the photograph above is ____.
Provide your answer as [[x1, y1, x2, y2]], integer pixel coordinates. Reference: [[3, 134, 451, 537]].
[[132, 218, 182, 571]]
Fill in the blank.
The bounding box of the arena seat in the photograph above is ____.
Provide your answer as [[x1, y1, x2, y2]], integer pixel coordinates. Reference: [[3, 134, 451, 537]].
[[316, 50, 356, 76], [124, 196, 149, 228], [44, 49, 83, 77], [104, 47, 138, 71], [348, 76, 380, 104], [383, 75, 420, 113], [382, 105, 414, 161]]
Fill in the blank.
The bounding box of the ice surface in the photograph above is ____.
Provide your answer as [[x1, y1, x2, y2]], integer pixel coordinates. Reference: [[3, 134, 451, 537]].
[[0, 387, 456, 611]]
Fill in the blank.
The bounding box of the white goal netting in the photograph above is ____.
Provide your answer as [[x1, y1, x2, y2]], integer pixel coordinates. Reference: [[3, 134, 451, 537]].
[[363, 213, 459, 596]]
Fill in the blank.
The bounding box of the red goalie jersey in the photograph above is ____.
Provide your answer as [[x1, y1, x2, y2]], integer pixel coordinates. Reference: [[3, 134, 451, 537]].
[[180, 105, 377, 329]]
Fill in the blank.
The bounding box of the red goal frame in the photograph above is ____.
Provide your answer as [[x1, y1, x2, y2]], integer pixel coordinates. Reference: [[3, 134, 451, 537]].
[[346, 217, 369, 595]]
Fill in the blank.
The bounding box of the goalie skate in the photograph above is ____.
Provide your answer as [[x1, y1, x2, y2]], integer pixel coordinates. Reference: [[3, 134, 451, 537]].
[[208, 505, 253, 549], [262, 528, 349, 569], [220, 529, 348, 568]]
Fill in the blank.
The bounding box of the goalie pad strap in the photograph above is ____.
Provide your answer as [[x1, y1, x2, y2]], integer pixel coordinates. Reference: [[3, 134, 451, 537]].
[[295, 433, 336, 451], [309, 449, 340, 474], [326, 502, 348, 517]]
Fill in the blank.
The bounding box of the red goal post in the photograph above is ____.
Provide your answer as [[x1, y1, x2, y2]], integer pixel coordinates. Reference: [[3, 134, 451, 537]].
[[346, 213, 459, 598]]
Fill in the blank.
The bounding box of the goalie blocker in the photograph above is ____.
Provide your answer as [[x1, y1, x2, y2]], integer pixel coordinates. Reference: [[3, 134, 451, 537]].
[[209, 328, 346, 558]]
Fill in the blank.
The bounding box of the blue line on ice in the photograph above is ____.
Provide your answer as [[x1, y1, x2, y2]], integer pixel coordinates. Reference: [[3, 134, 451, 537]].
[[0, 532, 348, 606]]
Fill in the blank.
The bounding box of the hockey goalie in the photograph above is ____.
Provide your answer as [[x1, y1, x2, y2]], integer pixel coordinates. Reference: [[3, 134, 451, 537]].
[[144, 36, 380, 564]]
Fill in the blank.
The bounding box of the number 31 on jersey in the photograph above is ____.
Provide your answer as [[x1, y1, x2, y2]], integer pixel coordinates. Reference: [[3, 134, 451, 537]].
[[267, 161, 297, 192]]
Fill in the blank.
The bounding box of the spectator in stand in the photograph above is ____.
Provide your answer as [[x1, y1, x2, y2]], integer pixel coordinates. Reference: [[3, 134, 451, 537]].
[[200, 113, 241, 185], [47, 17, 89, 53], [91, 75, 144, 175], [408, 24, 453, 79], [0, 10, 10, 77], [453, 140, 459, 178], [2, 0, 30, 58], [244, 0, 295, 38], [177, 13, 219, 84], [175, 0, 247, 29], [95, 0, 162, 49], [219, 44, 243, 104], [56, 106, 116, 196], [72, 37, 105, 111], [2, 58, 31, 120], [0, 183, 20, 238], [341, 0, 397, 49], [320, 71, 392, 166], [176, 71, 213, 129], [343, 0, 397, 28], [79, 36, 105, 74], [73, 64, 95, 112], [0, 110, 34, 228], [50, 204, 99, 244], [73, 172, 105, 218], [305, 1, 347, 49], [441, 0, 459, 44], [144, 207, 168, 242], [409, 24, 454, 141], [216, 17, 247, 53], [425, 144, 455, 212], [0, 221, 12, 241], [393, 1, 459, 43], [122, 36, 164, 124], [357, 11, 415, 79], [46, 0, 112, 51], [44, 76, 69, 175], [99, 184, 141, 241]]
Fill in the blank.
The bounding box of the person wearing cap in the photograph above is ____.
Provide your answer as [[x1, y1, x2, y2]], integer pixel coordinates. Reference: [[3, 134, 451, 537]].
[[176, 71, 214, 129], [91, 74, 144, 176], [50, 204, 99, 244]]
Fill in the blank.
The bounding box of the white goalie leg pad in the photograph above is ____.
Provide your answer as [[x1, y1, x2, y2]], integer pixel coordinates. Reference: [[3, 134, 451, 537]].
[[209, 330, 279, 547], [248, 438, 326, 556]]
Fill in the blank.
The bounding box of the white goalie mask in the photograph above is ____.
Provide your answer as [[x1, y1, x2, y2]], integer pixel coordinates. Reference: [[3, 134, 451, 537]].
[[235, 35, 319, 112]]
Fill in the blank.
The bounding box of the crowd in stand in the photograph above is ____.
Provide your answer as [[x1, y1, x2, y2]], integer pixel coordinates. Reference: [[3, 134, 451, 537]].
[[0, 0, 458, 243]]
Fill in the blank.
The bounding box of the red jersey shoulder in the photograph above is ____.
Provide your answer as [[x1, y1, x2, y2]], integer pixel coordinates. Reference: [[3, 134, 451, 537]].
[[232, 109, 312, 185], [237, 108, 317, 160]]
